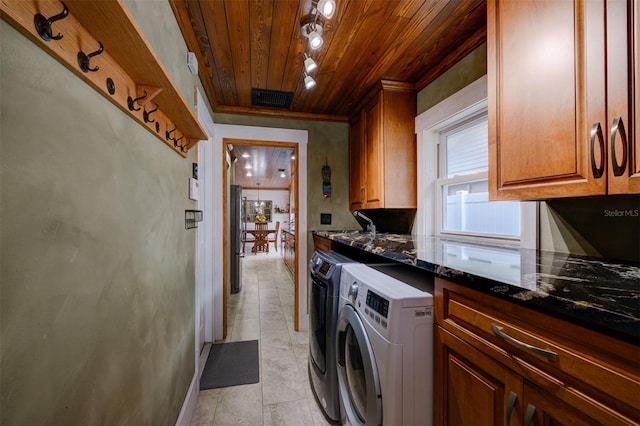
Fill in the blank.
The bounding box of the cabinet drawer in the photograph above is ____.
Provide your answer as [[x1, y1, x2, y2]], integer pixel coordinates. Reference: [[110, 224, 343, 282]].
[[435, 278, 640, 420], [312, 234, 333, 252]]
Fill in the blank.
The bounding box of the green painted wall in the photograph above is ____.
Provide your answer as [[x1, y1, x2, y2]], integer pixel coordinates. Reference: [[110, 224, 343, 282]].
[[213, 113, 359, 257], [0, 0, 204, 423], [417, 43, 487, 114]]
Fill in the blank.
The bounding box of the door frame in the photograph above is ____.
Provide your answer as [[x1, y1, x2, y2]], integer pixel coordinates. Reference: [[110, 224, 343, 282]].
[[222, 139, 299, 337], [210, 124, 309, 341]]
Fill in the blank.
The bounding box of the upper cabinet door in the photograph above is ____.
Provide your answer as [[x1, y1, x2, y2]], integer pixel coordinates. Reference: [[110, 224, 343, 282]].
[[364, 96, 384, 209], [488, 0, 612, 200], [349, 116, 365, 210], [607, 0, 639, 194]]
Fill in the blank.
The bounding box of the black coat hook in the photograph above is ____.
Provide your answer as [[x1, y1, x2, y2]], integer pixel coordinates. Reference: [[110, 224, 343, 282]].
[[173, 135, 184, 148], [127, 91, 147, 111], [143, 104, 159, 123], [78, 41, 103, 73], [165, 126, 176, 141], [181, 139, 193, 153], [34, 1, 68, 41]]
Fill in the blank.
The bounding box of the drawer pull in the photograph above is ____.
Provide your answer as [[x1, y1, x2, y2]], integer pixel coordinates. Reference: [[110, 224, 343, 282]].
[[523, 403, 536, 426], [505, 391, 517, 426], [491, 324, 559, 362]]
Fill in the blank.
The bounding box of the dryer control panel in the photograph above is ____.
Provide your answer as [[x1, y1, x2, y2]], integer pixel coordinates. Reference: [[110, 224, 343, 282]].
[[366, 290, 389, 318]]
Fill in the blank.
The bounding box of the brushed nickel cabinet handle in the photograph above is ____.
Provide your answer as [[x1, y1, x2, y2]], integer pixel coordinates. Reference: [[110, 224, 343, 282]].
[[505, 391, 517, 426], [590, 122, 605, 178], [610, 116, 628, 177], [491, 324, 559, 362], [523, 404, 536, 426]]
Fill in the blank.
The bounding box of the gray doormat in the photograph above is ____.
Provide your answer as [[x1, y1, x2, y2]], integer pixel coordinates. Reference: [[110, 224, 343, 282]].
[[200, 340, 259, 390]]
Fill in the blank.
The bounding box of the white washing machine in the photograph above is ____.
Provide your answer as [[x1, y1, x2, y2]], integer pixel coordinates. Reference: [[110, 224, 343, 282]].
[[336, 263, 434, 425]]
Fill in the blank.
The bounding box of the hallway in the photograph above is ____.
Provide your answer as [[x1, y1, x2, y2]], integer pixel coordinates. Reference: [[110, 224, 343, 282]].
[[190, 249, 331, 425]]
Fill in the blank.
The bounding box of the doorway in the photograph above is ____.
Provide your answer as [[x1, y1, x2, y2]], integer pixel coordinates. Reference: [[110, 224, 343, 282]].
[[222, 139, 300, 339]]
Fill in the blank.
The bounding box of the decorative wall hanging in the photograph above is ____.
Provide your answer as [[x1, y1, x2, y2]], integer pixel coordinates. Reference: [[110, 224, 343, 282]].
[[322, 159, 331, 197]]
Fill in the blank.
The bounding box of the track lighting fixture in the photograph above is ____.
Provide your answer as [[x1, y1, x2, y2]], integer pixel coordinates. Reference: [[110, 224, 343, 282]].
[[303, 53, 317, 73], [299, 2, 337, 89], [304, 72, 316, 89]]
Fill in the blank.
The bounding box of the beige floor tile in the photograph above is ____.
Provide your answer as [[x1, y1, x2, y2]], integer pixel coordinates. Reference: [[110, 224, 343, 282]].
[[260, 328, 294, 360], [234, 302, 260, 320], [212, 383, 263, 425], [263, 399, 315, 426], [229, 318, 260, 342], [190, 389, 220, 426], [261, 356, 309, 405]]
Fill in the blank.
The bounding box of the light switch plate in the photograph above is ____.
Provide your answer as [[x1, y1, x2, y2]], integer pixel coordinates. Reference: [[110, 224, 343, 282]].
[[189, 178, 200, 201], [187, 52, 198, 75]]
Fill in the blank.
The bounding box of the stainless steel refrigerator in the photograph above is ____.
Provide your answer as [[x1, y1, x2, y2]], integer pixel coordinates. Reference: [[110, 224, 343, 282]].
[[230, 184, 244, 293]]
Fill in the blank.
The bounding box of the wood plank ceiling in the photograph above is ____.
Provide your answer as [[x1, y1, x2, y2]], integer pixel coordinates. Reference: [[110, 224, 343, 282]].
[[170, 0, 486, 122], [229, 144, 295, 189]]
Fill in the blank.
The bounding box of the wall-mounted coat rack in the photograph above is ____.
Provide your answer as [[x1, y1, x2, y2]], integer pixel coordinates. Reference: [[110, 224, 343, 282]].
[[0, 0, 207, 157]]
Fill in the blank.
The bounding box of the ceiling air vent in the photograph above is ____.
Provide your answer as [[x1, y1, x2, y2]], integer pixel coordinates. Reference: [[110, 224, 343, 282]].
[[251, 88, 294, 109]]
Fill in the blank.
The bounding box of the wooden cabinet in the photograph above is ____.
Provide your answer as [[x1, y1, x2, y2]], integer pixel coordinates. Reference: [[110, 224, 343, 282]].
[[312, 234, 334, 252], [281, 230, 295, 274], [349, 116, 365, 210], [488, 0, 638, 200], [436, 327, 522, 425], [349, 81, 417, 209], [435, 278, 640, 425]]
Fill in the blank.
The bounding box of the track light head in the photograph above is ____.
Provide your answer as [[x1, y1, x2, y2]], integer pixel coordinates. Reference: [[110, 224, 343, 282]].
[[308, 29, 323, 50], [304, 72, 316, 89], [303, 53, 317, 73], [316, 0, 336, 19], [300, 14, 324, 50]]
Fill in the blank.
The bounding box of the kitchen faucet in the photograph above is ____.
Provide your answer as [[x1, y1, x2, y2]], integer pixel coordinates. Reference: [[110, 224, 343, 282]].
[[353, 211, 376, 236]]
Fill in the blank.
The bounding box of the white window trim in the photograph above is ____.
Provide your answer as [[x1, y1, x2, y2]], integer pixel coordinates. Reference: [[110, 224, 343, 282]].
[[415, 75, 538, 249]]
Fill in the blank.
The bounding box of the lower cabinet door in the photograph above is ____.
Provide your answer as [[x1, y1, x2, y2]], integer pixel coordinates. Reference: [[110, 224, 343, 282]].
[[436, 326, 522, 426]]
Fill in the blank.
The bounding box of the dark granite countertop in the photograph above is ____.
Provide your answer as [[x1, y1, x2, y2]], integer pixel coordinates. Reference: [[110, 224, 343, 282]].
[[313, 230, 640, 344]]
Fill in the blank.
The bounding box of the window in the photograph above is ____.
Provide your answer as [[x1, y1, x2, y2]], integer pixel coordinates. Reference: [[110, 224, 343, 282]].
[[244, 199, 272, 222], [416, 76, 536, 248]]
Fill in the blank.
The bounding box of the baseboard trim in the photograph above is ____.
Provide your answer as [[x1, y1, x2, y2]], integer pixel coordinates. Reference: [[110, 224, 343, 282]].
[[175, 372, 199, 426], [175, 343, 212, 426]]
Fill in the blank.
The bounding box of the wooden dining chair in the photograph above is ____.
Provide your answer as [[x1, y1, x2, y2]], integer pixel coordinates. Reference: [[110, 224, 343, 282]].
[[268, 221, 280, 252], [253, 222, 269, 253]]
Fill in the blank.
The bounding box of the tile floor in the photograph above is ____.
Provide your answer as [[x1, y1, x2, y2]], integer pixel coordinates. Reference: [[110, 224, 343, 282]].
[[190, 247, 334, 426]]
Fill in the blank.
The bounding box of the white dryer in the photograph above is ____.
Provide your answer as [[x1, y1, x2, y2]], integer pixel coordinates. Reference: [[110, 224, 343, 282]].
[[336, 263, 434, 425]]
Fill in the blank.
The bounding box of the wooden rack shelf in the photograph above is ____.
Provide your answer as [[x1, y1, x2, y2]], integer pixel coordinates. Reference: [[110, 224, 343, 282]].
[[0, 0, 207, 157]]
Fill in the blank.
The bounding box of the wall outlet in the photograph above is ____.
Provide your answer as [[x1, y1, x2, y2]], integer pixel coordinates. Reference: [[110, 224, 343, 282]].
[[320, 213, 332, 225]]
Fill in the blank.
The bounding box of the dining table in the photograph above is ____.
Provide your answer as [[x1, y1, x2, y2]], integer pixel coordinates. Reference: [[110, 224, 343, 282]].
[[246, 227, 277, 253]]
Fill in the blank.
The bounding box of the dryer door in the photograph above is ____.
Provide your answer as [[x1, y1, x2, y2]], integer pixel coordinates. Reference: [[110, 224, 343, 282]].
[[335, 304, 382, 426]]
